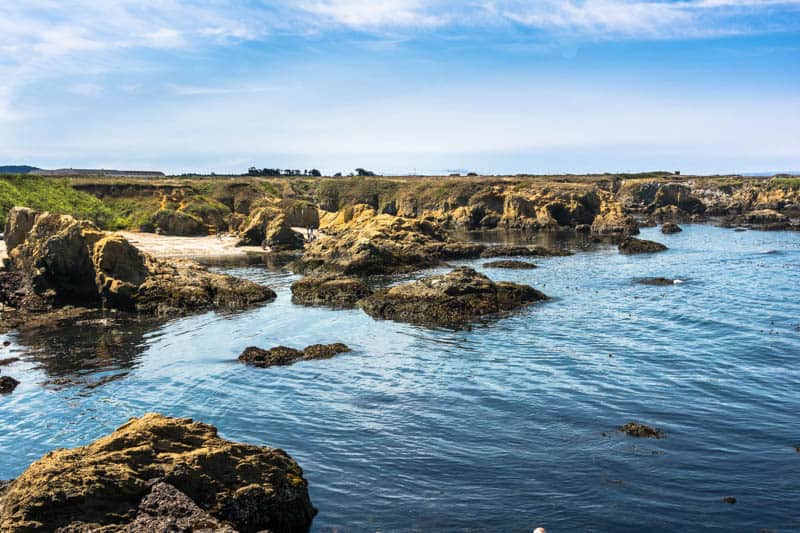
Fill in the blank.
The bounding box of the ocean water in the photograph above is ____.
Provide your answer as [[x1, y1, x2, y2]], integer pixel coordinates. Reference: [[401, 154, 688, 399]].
[[1, 225, 799, 532]]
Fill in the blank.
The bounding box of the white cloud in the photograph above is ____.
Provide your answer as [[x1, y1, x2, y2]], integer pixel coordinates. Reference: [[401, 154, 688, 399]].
[[68, 83, 104, 97], [298, 0, 447, 27]]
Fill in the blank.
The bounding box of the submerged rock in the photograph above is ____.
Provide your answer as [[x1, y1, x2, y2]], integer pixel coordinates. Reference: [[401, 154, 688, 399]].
[[239, 343, 351, 368], [618, 237, 668, 254], [0, 376, 19, 394], [291, 275, 373, 308], [0, 413, 316, 532], [660, 222, 683, 234], [721, 496, 737, 504], [479, 245, 571, 258], [303, 343, 352, 360], [483, 260, 538, 269], [1, 208, 275, 322], [360, 267, 548, 328], [0, 357, 20, 367], [637, 277, 679, 286], [619, 422, 665, 438]]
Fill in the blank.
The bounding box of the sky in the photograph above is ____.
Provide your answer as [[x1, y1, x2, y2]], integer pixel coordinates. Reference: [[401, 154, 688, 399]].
[[0, 0, 798, 175]]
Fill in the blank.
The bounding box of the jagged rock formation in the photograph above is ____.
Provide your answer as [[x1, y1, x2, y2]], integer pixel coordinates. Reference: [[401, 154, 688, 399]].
[[360, 267, 548, 328], [0, 208, 275, 322], [661, 222, 682, 234], [0, 413, 316, 532], [236, 200, 318, 247], [297, 206, 484, 275], [291, 275, 373, 308], [590, 198, 640, 236]]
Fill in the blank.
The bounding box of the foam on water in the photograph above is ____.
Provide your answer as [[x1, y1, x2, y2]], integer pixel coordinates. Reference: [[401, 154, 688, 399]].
[[1, 225, 799, 532]]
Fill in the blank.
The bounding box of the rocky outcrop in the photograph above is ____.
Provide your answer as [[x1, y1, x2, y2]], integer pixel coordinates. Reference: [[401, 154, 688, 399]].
[[237, 201, 318, 247], [1, 209, 275, 320], [590, 199, 639, 236], [297, 207, 484, 275], [239, 343, 351, 368], [0, 413, 316, 532], [620, 181, 705, 214], [661, 222, 682, 234], [483, 260, 538, 269], [264, 214, 305, 250], [479, 245, 571, 258], [360, 267, 548, 328], [739, 209, 791, 230], [291, 275, 373, 308], [150, 208, 207, 236], [618, 237, 668, 254], [619, 422, 665, 438], [0, 376, 19, 394], [3, 206, 37, 253]]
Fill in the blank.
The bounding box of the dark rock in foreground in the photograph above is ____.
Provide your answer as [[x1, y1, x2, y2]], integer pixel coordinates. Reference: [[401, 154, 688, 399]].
[[661, 222, 683, 234], [240, 343, 351, 368], [0, 413, 316, 532], [618, 237, 668, 255], [360, 267, 548, 328], [637, 277, 679, 286], [483, 260, 538, 269], [291, 275, 373, 308], [0, 376, 19, 394], [619, 422, 665, 438], [479, 245, 571, 258], [127, 481, 236, 532]]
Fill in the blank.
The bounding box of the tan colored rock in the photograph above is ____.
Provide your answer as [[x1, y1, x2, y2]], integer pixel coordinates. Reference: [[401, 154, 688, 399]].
[[590, 199, 639, 236], [3, 206, 38, 253], [0, 413, 316, 532]]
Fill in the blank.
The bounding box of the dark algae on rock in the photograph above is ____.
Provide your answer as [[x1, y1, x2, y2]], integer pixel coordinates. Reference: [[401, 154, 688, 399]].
[[290, 274, 373, 308], [360, 267, 548, 328], [483, 260, 538, 269], [618, 237, 668, 254], [0, 413, 316, 532], [619, 422, 665, 439], [239, 343, 352, 368], [0, 376, 19, 394]]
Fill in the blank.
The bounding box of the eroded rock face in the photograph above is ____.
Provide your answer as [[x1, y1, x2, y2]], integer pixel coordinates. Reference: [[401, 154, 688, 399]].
[[3, 207, 38, 253], [661, 222, 683, 234], [618, 237, 668, 254], [239, 343, 351, 368], [360, 267, 548, 328], [296, 207, 485, 275], [0, 413, 316, 532], [150, 209, 207, 236], [291, 275, 373, 308], [265, 214, 305, 250], [590, 200, 640, 236], [1, 209, 275, 320]]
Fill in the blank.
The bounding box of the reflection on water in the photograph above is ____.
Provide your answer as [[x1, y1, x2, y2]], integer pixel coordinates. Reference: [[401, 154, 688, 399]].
[[1, 225, 800, 532], [11, 312, 164, 389]]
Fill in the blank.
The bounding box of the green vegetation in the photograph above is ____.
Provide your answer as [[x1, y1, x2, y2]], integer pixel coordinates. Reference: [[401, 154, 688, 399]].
[[770, 177, 800, 189], [0, 174, 119, 228]]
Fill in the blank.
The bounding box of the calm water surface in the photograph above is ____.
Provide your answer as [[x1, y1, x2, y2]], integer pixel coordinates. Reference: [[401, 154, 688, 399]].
[[1, 225, 799, 532]]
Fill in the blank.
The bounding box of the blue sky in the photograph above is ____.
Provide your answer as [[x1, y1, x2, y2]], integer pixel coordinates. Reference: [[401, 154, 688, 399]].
[[1, 0, 798, 175]]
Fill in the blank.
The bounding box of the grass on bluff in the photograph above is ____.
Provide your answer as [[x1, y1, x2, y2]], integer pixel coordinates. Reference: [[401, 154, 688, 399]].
[[0, 174, 120, 229]]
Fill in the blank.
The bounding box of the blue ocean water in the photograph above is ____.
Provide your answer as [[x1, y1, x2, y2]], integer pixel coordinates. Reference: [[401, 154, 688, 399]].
[[1, 225, 799, 532]]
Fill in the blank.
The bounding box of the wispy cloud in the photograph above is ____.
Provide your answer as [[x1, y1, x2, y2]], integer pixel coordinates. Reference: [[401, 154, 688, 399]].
[[297, 0, 448, 27]]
